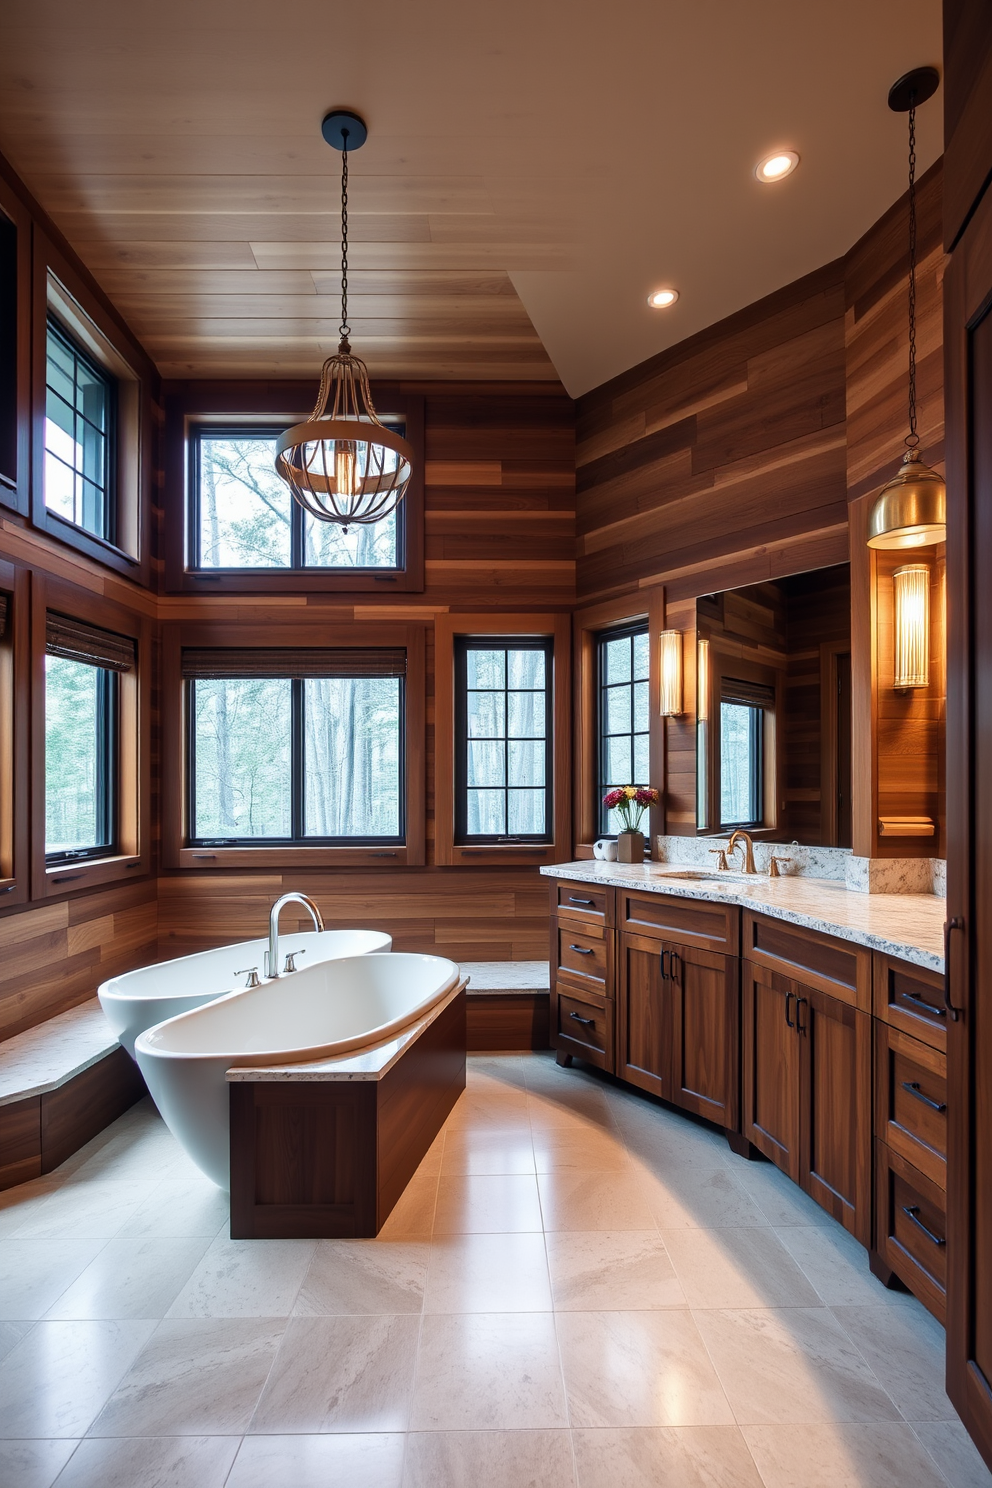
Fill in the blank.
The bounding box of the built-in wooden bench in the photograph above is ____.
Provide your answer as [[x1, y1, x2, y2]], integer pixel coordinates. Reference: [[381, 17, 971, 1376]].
[[461, 961, 550, 1051], [0, 1001, 146, 1190]]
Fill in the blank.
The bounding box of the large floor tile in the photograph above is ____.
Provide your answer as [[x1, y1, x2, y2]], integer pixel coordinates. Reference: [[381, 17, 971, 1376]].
[[88, 1318, 285, 1437], [410, 1312, 568, 1430], [694, 1308, 903, 1425], [250, 1314, 419, 1433], [0, 1321, 34, 1364], [742, 1421, 949, 1487], [295, 1239, 428, 1316], [774, 1225, 906, 1307], [831, 1303, 957, 1422], [50, 1435, 240, 1488], [45, 1239, 211, 1321], [403, 1428, 576, 1487], [527, 1086, 620, 1131], [440, 1127, 536, 1176], [537, 1169, 659, 1231], [0, 1181, 67, 1239], [531, 1124, 632, 1173], [433, 1173, 544, 1234], [0, 1320, 155, 1439], [7, 1183, 160, 1241], [663, 1227, 822, 1308], [377, 1172, 439, 1239], [424, 1231, 552, 1313], [0, 1439, 77, 1488], [912, 1420, 992, 1487], [645, 1167, 768, 1230], [165, 1236, 315, 1318], [228, 1433, 405, 1488], [546, 1231, 686, 1311], [571, 1424, 764, 1488], [557, 1310, 734, 1428], [443, 1091, 532, 1135], [0, 1240, 106, 1321], [115, 1182, 230, 1241], [730, 1160, 836, 1227]]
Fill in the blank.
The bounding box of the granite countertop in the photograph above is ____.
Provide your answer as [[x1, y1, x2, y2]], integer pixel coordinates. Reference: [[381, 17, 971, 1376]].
[[541, 861, 946, 973], [459, 961, 549, 994], [227, 978, 467, 1084], [0, 1000, 120, 1108]]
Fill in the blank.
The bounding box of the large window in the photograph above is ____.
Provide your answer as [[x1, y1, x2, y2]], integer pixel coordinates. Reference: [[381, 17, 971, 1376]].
[[184, 650, 405, 845], [597, 625, 649, 834], [454, 636, 553, 843], [718, 678, 774, 830], [43, 615, 135, 863], [190, 428, 403, 573], [45, 317, 116, 542]]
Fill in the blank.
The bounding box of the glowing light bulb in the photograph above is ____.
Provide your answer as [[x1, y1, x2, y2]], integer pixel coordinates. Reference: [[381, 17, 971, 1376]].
[[647, 288, 679, 309], [756, 150, 800, 183], [335, 442, 358, 499]]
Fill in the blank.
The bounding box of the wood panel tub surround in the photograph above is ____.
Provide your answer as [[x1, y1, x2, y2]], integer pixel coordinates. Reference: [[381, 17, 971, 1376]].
[[229, 982, 466, 1239]]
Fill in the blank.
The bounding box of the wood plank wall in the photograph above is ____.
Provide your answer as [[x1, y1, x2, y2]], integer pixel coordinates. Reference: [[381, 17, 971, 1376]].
[[846, 162, 946, 858]]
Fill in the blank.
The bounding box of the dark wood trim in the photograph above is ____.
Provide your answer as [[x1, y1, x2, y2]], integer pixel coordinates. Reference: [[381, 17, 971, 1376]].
[[0, 174, 32, 517], [944, 0, 992, 250], [161, 381, 425, 595], [0, 562, 31, 910], [29, 573, 152, 901], [434, 611, 571, 868], [466, 992, 549, 1051], [162, 616, 426, 869]]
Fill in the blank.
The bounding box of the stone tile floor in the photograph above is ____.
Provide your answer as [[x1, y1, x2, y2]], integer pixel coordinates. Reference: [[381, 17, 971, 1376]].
[[0, 1051, 989, 1487]]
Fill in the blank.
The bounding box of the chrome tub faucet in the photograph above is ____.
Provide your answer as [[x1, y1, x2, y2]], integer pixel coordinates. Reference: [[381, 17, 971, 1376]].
[[266, 893, 324, 978]]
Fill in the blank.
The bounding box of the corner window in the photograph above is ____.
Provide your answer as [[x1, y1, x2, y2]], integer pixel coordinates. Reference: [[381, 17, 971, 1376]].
[[190, 428, 403, 573], [597, 625, 649, 834], [184, 649, 405, 845], [45, 317, 116, 543], [44, 615, 134, 863], [454, 636, 553, 843], [718, 679, 774, 829]]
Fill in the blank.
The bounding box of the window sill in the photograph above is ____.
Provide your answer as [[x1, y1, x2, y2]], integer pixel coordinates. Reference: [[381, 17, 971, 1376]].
[[441, 843, 563, 869], [39, 853, 148, 898], [176, 845, 421, 869]]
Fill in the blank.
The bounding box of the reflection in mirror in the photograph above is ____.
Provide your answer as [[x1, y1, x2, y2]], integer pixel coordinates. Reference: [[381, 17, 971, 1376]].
[[695, 564, 851, 847]]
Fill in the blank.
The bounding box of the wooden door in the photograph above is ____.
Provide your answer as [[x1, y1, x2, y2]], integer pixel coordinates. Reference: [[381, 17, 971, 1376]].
[[669, 942, 739, 1130], [798, 985, 871, 1245], [742, 960, 800, 1181], [946, 65, 992, 1461], [617, 931, 669, 1098]]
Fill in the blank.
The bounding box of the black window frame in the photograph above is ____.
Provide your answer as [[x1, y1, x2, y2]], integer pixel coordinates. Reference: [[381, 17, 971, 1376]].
[[44, 659, 119, 865], [188, 423, 409, 576], [185, 671, 407, 848], [44, 314, 117, 546], [717, 691, 766, 832], [596, 621, 650, 836], [453, 634, 554, 846]]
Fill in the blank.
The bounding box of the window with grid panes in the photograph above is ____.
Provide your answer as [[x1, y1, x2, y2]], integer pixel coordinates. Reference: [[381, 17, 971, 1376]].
[[44, 317, 116, 542], [597, 625, 650, 834], [454, 636, 554, 843]]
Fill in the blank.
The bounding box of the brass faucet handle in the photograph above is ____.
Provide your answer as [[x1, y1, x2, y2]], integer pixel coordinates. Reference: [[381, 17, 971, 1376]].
[[283, 949, 307, 973], [769, 856, 793, 879], [708, 848, 729, 871], [234, 967, 261, 988]]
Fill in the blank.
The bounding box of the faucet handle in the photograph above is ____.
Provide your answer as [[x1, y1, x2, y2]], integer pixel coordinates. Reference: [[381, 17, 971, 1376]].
[[283, 949, 306, 973], [768, 856, 793, 879], [708, 848, 729, 871], [234, 967, 261, 988]]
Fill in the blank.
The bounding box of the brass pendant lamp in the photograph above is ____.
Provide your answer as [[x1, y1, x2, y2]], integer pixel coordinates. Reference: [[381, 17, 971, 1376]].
[[275, 110, 414, 532], [867, 67, 945, 551]]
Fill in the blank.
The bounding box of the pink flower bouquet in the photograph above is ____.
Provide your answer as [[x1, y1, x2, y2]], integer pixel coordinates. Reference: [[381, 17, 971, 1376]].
[[602, 785, 660, 833]]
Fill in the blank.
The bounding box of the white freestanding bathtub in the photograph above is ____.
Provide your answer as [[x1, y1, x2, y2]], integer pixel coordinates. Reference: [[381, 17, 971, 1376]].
[[99, 929, 392, 1058], [135, 952, 461, 1188]]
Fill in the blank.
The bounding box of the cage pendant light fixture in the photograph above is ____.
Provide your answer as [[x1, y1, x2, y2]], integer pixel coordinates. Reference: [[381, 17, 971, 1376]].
[[275, 110, 414, 532], [868, 68, 945, 550]]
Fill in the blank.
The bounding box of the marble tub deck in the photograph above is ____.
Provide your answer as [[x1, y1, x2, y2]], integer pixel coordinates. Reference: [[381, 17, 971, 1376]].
[[0, 1002, 119, 1109], [0, 1050, 987, 1488]]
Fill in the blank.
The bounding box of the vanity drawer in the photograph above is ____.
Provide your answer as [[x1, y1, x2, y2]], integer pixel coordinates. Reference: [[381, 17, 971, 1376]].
[[875, 1140, 946, 1324], [553, 982, 614, 1072], [621, 892, 739, 954], [875, 1023, 947, 1189], [555, 922, 611, 992], [555, 882, 614, 928], [744, 911, 871, 1011], [872, 953, 947, 1053]]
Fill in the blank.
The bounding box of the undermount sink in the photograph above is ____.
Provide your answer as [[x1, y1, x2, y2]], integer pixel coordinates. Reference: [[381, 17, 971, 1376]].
[[653, 868, 754, 883]]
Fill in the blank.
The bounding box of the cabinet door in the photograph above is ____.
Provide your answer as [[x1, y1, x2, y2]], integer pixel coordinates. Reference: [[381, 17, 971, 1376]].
[[742, 960, 800, 1181], [618, 931, 668, 1098], [669, 942, 739, 1130], [798, 985, 871, 1245]]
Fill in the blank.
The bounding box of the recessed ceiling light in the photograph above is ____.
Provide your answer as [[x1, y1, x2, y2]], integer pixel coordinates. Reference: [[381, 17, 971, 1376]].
[[647, 288, 679, 309], [755, 150, 800, 183]]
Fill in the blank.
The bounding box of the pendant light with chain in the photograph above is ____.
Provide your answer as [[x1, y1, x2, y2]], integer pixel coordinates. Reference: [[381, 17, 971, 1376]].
[[867, 68, 945, 550], [275, 110, 414, 532]]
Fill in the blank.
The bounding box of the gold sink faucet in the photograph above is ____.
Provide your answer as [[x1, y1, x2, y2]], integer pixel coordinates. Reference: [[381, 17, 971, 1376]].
[[726, 829, 758, 874]]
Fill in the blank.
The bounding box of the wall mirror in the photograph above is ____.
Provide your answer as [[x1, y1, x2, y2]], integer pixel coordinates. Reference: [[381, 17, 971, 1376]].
[[695, 563, 851, 847]]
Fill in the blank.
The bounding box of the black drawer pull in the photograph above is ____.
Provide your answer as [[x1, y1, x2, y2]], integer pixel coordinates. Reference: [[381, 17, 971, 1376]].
[[901, 1080, 947, 1113], [569, 944, 594, 955], [900, 989, 945, 1018], [785, 990, 795, 1028], [568, 896, 595, 906], [902, 1204, 946, 1247], [796, 995, 808, 1035], [569, 1011, 595, 1027]]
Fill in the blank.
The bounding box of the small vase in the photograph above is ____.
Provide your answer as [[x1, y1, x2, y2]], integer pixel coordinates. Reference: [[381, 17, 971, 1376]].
[[616, 830, 645, 864]]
